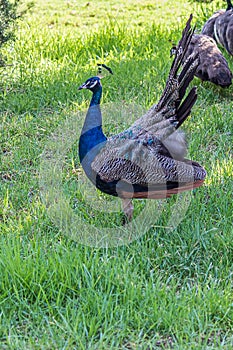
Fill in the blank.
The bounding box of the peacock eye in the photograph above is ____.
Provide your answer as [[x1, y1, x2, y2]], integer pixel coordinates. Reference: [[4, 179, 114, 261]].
[[89, 80, 98, 88]]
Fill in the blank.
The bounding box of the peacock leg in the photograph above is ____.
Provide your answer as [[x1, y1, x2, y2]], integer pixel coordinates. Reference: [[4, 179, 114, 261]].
[[121, 198, 134, 222]]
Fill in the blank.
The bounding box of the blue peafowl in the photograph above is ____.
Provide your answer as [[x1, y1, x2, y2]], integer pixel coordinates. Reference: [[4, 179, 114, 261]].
[[78, 15, 206, 221]]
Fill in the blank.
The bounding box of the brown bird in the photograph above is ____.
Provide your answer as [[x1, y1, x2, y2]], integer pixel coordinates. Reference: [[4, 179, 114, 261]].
[[181, 33, 232, 87], [202, 0, 233, 55], [78, 15, 206, 221], [201, 10, 225, 39]]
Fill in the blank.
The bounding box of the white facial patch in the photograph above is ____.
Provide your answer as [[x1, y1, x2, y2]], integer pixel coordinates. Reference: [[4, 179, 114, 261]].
[[89, 80, 98, 88]]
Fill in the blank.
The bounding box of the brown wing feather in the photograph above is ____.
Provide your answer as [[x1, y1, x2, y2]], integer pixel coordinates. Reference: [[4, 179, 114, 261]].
[[120, 180, 205, 199]]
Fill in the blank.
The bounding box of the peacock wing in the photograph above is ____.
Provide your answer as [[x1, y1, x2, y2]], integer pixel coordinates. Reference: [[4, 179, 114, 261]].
[[91, 134, 206, 186]]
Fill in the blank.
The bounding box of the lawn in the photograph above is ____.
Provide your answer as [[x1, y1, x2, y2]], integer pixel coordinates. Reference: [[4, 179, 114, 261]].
[[0, 0, 233, 349]]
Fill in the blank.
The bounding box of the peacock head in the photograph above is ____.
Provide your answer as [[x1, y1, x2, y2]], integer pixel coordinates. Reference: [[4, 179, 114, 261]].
[[78, 76, 102, 92], [78, 64, 113, 92]]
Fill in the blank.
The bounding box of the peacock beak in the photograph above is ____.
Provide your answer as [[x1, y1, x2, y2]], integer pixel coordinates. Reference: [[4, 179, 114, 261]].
[[78, 83, 87, 90]]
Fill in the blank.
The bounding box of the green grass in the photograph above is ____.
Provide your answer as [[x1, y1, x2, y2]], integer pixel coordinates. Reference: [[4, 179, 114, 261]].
[[0, 0, 233, 348]]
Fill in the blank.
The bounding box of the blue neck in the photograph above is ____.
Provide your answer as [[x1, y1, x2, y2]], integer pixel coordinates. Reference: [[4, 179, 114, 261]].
[[79, 87, 107, 175], [227, 0, 233, 10], [90, 87, 102, 106], [81, 87, 103, 134]]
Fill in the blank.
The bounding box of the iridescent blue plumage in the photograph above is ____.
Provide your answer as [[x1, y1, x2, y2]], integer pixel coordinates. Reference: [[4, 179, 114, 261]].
[[227, 0, 233, 11], [78, 15, 206, 221], [78, 77, 107, 177]]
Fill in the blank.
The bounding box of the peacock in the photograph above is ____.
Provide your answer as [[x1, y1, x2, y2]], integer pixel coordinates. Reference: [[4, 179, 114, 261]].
[[177, 33, 232, 87], [78, 15, 206, 221], [202, 0, 233, 56]]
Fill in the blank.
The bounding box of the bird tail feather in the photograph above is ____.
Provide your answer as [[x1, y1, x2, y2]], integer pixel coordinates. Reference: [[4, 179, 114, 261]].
[[176, 87, 197, 127], [157, 14, 198, 119]]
